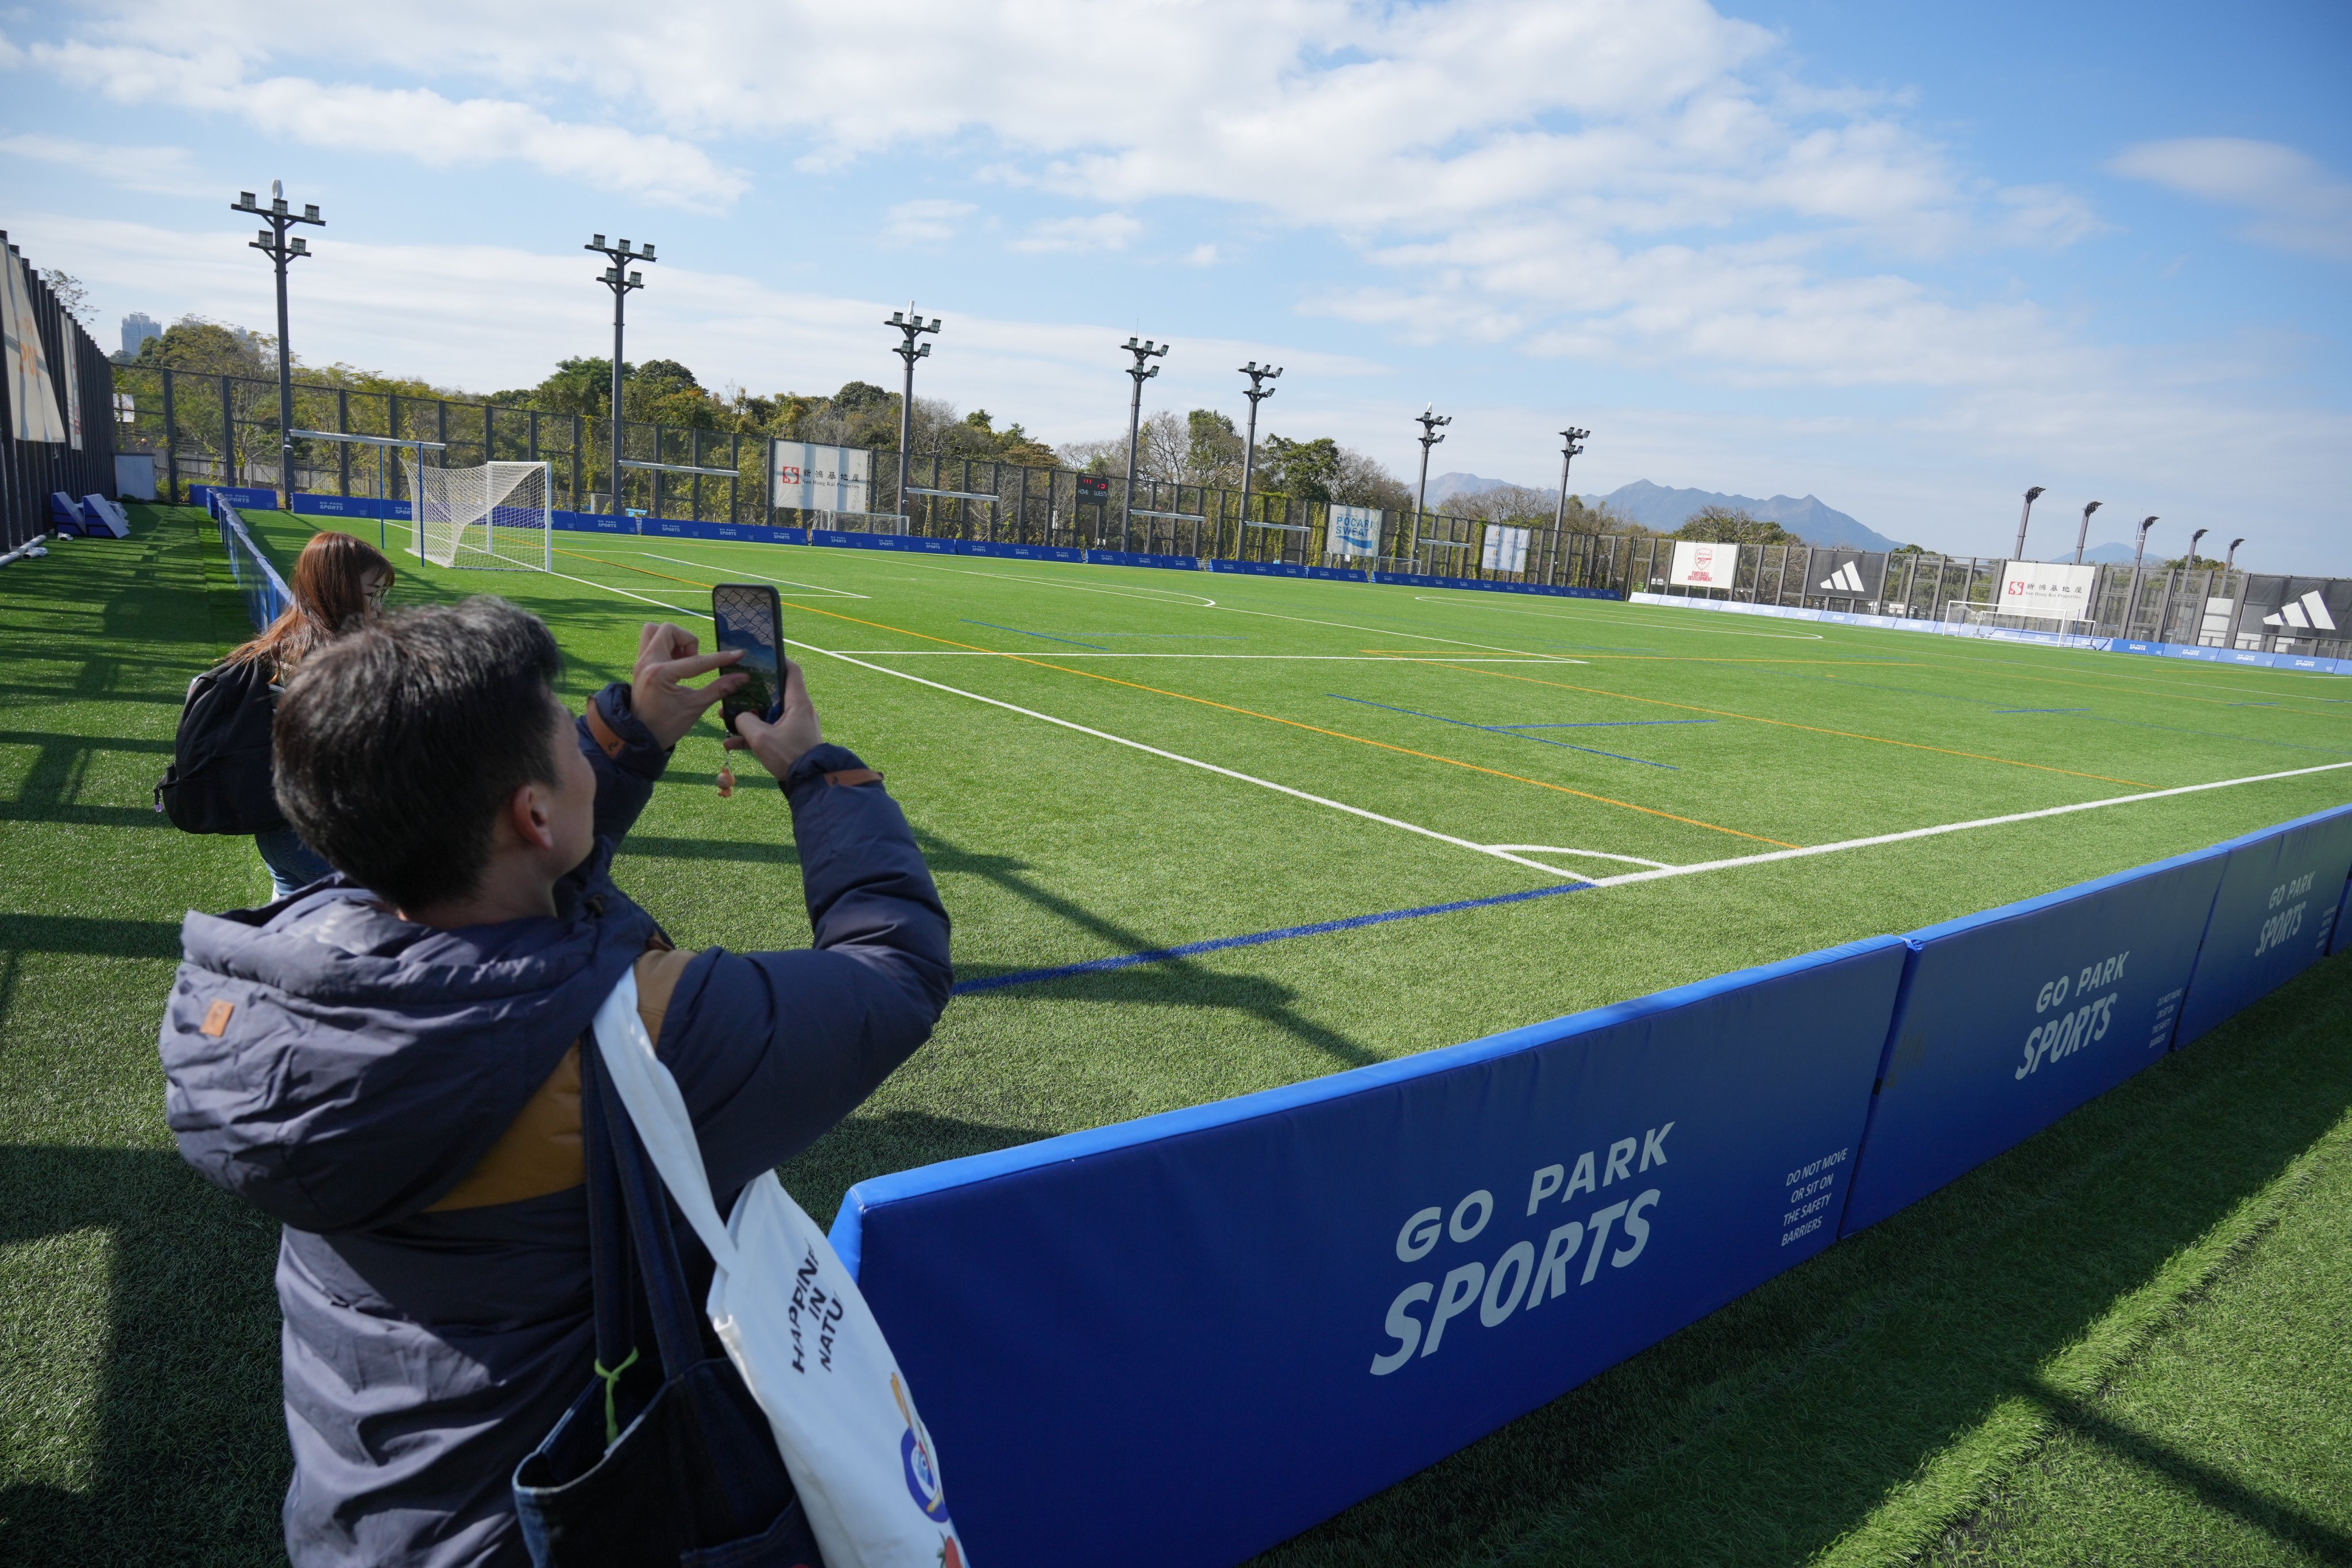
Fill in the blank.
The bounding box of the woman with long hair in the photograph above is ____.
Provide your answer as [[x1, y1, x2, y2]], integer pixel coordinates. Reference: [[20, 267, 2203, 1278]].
[[227, 531, 397, 896]]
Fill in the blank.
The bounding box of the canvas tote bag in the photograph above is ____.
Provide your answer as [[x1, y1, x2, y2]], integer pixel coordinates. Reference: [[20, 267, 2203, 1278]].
[[590, 971, 970, 1568]]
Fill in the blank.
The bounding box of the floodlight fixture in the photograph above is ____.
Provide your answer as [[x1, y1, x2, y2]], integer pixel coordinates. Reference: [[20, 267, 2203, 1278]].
[[1407, 404, 1451, 565], [2121, 516, 2158, 636], [1551, 426, 1590, 544], [2226, 536, 2245, 571], [1235, 361, 1283, 544], [586, 232, 658, 513], [2072, 499, 2102, 565], [886, 304, 944, 517], [1119, 337, 1169, 550], [233, 178, 325, 508], [2013, 485, 2046, 561]]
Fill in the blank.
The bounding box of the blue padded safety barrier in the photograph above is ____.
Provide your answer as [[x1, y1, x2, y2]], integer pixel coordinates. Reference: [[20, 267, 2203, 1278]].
[[833, 936, 1907, 1567], [2335, 868, 2352, 958], [1838, 846, 2229, 1235], [2171, 804, 2352, 1046]]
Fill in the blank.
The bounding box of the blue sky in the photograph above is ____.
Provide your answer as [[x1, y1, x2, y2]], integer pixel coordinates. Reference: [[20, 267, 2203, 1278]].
[[5, 0, 2346, 568]]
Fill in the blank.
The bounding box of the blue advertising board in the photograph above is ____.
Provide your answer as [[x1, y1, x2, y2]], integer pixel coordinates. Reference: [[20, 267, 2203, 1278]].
[[1085, 549, 1201, 570], [2172, 804, 2352, 1046], [966, 541, 1083, 563], [835, 937, 1907, 1567], [1839, 847, 2229, 1235], [188, 485, 277, 512]]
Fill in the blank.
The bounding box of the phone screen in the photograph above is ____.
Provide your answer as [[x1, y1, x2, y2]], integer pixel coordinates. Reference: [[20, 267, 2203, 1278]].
[[710, 584, 784, 725]]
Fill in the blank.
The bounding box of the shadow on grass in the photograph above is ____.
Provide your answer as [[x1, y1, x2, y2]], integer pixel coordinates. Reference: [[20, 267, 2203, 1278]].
[[1256, 951, 2352, 1567], [2013, 1386, 2352, 1561], [0, 1145, 286, 1566]]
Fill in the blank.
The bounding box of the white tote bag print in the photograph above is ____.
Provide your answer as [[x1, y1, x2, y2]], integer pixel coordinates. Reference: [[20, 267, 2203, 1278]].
[[592, 973, 970, 1568]]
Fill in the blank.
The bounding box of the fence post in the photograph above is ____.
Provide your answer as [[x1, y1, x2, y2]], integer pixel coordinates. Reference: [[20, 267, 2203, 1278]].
[[337, 388, 352, 497], [219, 374, 234, 491], [160, 369, 179, 501]]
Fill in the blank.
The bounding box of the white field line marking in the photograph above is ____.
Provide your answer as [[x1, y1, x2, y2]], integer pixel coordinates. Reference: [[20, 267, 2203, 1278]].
[[1405, 595, 1828, 642], [639, 554, 868, 598], [794, 641, 1591, 883], [1486, 845, 1677, 868], [1581, 760, 2352, 890], [550, 568, 705, 620]]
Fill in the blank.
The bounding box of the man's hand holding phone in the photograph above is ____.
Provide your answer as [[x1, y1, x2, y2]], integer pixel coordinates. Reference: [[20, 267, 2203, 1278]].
[[629, 621, 746, 748], [724, 658, 823, 779]]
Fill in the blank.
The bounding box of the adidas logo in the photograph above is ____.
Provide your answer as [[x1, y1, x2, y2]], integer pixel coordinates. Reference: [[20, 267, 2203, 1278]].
[[2264, 591, 2339, 634], [1818, 562, 1867, 593]]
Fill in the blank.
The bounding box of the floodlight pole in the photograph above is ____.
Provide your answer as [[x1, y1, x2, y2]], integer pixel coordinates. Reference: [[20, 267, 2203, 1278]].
[[586, 234, 655, 515], [233, 181, 323, 508], [1120, 337, 1167, 551], [887, 303, 941, 522], [1408, 404, 1450, 568], [2188, 527, 2209, 567], [1551, 426, 1590, 562], [1236, 361, 1281, 552], [2121, 515, 2157, 638], [2012, 485, 2045, 561], [2072, 500, 2102, 565]]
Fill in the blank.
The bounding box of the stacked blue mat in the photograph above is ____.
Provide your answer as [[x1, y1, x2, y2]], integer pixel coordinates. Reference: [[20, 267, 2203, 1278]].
[[835, 805, 2352, 1566]]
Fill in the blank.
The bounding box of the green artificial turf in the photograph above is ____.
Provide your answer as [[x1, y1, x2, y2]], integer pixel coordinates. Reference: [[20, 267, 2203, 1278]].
[[1, 504, 2347, 1563]]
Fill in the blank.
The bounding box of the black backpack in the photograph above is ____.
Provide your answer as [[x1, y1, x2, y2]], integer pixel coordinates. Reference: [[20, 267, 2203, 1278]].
[[155, 659, 290, 835]]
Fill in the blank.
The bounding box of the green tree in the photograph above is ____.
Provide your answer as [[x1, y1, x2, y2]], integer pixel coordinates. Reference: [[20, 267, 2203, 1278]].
[[1673, 505, 1798, 547]]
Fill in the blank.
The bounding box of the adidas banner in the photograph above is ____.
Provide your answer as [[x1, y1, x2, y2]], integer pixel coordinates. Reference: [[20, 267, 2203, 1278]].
[[2241, 576, 2349, 638], [1667, 540, 1740, 588], [1997, 561, 2097, 620], [1813, 550, 1879, 597]]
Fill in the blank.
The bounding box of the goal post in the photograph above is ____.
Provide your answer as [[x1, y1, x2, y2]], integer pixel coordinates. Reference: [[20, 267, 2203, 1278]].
[[405, 460, 553, 571], [1947, 603, 2097, 638]]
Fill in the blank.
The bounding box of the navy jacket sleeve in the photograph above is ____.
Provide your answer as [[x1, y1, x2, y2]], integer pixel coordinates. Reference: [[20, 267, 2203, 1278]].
[[576, 682, 668, 847], [654, 743, 953, 1196]]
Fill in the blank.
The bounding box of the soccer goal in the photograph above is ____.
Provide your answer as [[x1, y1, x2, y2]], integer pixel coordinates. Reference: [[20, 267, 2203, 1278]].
[[1946, 604, 2097, 638], [406, 461, 553, 570]]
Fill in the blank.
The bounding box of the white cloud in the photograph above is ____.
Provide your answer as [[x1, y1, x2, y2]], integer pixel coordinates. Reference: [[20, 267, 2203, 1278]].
[[0, 133, 206, 196], [1010, 214, 1142, 254], [882, 199, 976, 245], [26, 40, 744, 208], [2110, 137, 2352, 261]]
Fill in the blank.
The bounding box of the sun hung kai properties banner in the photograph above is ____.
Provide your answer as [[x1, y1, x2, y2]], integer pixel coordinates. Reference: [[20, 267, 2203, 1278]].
[[2, 246, 68, 444], [1669, 540, 1739, 589], [1481, 525, 1531, 573], [771, 441, 872, 513], [1327, 504, 1380, 558], [1998, 561, 2097, 620]]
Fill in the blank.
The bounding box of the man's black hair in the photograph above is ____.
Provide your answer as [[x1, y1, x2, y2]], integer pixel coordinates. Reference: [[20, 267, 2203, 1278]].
[[274, 597, 565, 908]]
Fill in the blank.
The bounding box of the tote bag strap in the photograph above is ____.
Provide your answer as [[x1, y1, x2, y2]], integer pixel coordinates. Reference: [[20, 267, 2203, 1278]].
[[581, 1036, 706, 1399], [591, 970, 738, 1270]]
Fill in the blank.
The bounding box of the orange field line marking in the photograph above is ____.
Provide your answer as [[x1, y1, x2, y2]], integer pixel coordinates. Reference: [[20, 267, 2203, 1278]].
[[1424, 661, 2157, 790], [553, 547, 1795, 847]]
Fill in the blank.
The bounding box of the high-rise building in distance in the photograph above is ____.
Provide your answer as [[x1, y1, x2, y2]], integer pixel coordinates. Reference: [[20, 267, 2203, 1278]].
[[121, 312, 160, 357]]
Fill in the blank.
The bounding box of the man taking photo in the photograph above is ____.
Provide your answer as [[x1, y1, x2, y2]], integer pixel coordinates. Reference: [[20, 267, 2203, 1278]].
[[157, 596, 952, 1566]]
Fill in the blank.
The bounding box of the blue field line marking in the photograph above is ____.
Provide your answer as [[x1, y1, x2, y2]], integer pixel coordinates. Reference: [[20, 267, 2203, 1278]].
[[952, 880, 1596, 995], [960, 620, 1109, 649], [1501, 720, 1718, 729], [1992, 707, 2091, 714], [1328, 694, 1681, 770], [1077, 634, 1245, 639]]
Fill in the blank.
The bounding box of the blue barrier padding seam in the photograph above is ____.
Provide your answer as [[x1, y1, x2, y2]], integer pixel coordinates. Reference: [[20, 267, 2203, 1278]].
[[953, 879, 1596, 995]]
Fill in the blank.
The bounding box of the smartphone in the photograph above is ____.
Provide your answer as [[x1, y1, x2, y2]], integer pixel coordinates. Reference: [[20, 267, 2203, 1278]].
[[710, 583, 785, 727]]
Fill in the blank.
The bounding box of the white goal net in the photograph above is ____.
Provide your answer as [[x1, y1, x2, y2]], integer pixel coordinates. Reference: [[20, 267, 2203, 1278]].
[[407, 461, 552, 570], [1948, 604, 2097, 638]]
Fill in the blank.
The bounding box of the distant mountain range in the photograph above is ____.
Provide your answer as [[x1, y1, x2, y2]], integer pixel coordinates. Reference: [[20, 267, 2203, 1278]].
[[1425, 473, 1901, 553]]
